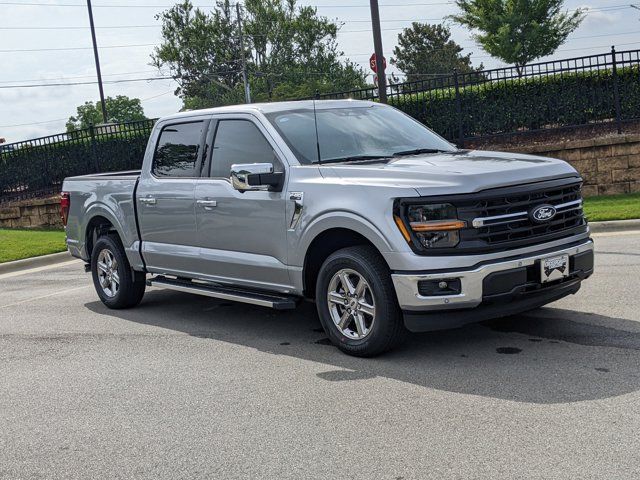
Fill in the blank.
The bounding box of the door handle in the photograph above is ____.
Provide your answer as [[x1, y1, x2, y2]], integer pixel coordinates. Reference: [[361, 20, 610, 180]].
[[197, 199, 217, 208], [139, 197, 156, 205]]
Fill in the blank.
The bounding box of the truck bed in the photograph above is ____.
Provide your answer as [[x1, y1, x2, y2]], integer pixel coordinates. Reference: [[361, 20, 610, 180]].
[[64, 170, 141, 181], [62, 171, 142, 268]]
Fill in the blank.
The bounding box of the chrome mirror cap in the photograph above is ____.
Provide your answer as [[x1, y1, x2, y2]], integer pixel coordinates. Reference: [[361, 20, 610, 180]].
[[230, 163, 274, 191]]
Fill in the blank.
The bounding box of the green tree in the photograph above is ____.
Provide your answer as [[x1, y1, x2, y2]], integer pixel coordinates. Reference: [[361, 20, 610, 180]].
[[392, 23, 480, 81], [152, 0, 243, 107], [66, 95, 147, 132], [449, 0, 584, 75], [151, 0, 367, 108]]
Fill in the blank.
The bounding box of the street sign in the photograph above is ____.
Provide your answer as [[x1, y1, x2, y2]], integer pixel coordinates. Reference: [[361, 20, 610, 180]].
[[369, 53, 387, 73]]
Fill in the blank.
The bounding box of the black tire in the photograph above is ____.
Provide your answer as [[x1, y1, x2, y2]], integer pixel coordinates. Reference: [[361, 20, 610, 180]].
[[91, 234, 146, 309], [315, 245, 406, 357]]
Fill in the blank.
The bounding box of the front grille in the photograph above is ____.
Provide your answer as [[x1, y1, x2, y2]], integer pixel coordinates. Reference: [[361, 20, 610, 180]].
[[396, 177, 588, 255], [455, 178, 587, 252]]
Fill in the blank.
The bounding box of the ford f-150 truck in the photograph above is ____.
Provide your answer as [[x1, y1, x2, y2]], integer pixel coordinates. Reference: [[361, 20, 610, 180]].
[[62, 100, 594, 356]]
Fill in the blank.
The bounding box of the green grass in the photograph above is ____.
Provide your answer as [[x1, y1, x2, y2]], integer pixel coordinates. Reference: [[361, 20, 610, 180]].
[[0, 229, 66, 263], [0, 193, 635, 264], [583, 193, 640, 222]]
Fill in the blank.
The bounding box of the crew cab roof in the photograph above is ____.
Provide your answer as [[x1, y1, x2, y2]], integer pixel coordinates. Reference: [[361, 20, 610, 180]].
[[158, 99, 380, 123]]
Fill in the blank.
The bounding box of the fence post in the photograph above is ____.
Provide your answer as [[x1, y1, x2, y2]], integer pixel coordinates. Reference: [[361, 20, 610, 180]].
[[89, 123, 100, 171], [611, 45, 622, 134], [453, 69, 464, 146]]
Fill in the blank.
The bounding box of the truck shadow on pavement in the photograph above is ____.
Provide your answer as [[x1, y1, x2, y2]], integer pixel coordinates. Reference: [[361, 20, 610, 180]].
[[85, 289, 640, 405]]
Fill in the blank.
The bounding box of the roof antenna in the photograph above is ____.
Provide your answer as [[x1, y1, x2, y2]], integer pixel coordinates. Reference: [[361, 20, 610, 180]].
[[313, 90, 322, 164]]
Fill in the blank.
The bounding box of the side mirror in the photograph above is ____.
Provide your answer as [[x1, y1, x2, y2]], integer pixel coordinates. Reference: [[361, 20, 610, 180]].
[[230, 163, 284, 192]]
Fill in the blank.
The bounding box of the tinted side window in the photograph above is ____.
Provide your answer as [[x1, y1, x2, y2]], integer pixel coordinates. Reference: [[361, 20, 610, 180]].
[[153, 122, 204, 177], [210, 120, 276, 179]]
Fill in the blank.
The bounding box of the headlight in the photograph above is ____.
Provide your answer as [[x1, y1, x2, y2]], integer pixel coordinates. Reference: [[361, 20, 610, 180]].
[[394, 203, 465, 249]]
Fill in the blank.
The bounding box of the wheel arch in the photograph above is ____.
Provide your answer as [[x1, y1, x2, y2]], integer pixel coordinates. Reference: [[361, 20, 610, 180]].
[[84, 214, 119, 260], [302, 226, 390, 299]]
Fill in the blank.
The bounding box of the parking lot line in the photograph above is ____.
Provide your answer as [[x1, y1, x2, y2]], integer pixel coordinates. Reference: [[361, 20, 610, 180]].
[[0, 285, 90, 309]]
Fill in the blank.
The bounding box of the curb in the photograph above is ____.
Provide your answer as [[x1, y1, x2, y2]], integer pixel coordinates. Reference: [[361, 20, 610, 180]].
[[0, 251, 74, 275], [589, 219, 640, 233]]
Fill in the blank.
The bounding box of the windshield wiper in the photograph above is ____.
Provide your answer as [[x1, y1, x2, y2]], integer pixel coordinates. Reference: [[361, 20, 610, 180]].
[[319, 155, 391, 165], [392, 148, 448, 157]]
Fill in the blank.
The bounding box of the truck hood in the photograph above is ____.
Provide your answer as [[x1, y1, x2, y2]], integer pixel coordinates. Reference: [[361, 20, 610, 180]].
[[320, 149, 579, 196]]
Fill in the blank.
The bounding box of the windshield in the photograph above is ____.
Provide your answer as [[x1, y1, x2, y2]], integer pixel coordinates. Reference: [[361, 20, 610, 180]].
[[264, 104, 456, 164]]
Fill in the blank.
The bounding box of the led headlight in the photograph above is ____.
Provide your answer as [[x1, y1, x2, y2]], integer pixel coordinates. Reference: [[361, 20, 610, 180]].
[[395, 203, 465, 249]]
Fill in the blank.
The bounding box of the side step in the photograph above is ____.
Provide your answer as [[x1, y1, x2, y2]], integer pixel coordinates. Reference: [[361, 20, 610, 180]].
[[147, 275, 298, 310]]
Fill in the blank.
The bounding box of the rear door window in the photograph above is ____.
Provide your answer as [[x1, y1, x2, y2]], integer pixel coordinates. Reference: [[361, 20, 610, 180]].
[[152, 121, 205, 177]]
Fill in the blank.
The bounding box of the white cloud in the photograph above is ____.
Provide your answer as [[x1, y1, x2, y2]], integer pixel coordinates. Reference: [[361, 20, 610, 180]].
[[580, 6, 619, 26]]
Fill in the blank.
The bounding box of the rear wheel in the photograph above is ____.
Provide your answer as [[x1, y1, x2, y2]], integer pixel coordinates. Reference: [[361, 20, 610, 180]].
[[315, 246, 405, 357], [91, 234, 145, 309]]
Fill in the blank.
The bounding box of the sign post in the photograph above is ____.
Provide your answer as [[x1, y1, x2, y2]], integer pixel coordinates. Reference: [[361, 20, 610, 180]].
[[369, 0, 387, 103]]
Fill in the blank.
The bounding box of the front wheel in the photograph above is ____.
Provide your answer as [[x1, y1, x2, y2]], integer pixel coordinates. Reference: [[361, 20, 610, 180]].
[[315, 246, 406, 357], [91, 234, 146, 309]]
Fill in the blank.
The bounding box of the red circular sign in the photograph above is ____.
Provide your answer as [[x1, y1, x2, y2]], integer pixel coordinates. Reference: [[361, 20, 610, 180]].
[[369, 53, 386, 73]]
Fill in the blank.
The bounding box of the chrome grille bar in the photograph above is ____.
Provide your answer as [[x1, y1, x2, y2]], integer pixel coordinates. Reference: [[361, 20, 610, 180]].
[[472, 199, 583, 229]]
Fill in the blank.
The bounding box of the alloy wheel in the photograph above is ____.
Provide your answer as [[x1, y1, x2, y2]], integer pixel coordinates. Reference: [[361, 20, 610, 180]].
[[96, 248, 120, 298], [326, 268, 376, 340]]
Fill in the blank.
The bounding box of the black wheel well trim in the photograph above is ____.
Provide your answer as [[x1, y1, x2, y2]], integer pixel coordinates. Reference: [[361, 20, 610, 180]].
[[302, 227, 388, 299], [85, 215, 118, 259]]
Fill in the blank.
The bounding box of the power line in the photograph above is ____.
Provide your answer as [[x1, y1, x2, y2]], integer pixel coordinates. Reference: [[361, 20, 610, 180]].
[[0, 4, 629, 30], [0, 68, 242, 88], [0, 91, 175, 129], [0, 118, 68, 129], [141, 90, 174, 102], [0, 43, 157, 53], [0, 25, 159, 30], [0, 18, 447, 30], [0, 20, 637, 64], [0, 69, 164, 84], [0, 76, 175, 89], [0, 1, 456, 7], [6, 25, 638, 55], [1, 1, 631, 8]]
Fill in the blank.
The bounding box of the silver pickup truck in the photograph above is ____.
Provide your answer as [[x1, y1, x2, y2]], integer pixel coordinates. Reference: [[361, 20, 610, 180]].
[[62, 100, 594, 356]]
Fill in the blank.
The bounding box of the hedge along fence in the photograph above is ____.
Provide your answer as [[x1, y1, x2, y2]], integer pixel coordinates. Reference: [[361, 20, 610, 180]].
[[392, 65, 640, 142], [0, 119, 155, 203], [318, 47, 640, 144]]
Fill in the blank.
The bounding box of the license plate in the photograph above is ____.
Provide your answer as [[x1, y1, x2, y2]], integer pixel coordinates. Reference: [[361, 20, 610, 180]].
[[540, 254, 570, 283]]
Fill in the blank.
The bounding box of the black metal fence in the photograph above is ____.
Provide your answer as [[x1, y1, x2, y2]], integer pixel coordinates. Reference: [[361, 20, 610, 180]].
[[0, 119, 155, 203], [317, 47, 640, 144], [2, 48, 640, 203]]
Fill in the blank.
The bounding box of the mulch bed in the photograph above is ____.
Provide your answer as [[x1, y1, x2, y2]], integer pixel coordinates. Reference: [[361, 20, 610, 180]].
[[464, 121, 640, 151]]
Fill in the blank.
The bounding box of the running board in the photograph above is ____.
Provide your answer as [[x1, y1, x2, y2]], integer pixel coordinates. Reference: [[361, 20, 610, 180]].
[[147, 275, 298, 310]]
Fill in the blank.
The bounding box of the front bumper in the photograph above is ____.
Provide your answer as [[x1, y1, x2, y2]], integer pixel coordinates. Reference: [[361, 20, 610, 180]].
[[391, 239, 594, 315]]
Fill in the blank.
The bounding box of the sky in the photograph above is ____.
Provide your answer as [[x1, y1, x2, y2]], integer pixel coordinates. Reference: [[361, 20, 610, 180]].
[[1, 0, 638, 143]]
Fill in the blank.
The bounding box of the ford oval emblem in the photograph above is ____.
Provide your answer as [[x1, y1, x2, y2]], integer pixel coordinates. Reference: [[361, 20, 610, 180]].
[[530, 204, 557, 223]]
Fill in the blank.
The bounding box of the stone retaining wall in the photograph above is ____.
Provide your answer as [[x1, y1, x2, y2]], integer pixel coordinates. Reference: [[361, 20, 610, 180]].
[[490, 134, 640, 197], [1, 134, 639, 229], [0, 196, 62, 229]]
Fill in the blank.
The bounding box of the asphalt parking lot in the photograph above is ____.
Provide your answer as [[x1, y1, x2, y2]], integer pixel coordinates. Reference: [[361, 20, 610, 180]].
[[1, 232, 639, 479]]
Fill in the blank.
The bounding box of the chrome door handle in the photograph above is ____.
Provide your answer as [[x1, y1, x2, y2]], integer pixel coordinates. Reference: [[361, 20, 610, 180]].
[[197, 199, 217, 208], [139, 197, 156, 205]]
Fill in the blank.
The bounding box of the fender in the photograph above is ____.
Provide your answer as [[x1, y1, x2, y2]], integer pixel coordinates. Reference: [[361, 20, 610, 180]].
[[290, 210, 396, 268], [83, 201, 142, 268]]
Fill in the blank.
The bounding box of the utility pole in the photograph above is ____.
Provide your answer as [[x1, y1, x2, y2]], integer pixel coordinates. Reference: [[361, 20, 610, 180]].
[[236, 2, 251, 104], [86, 0, 108, 123], [369, 0, 387, 103]]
